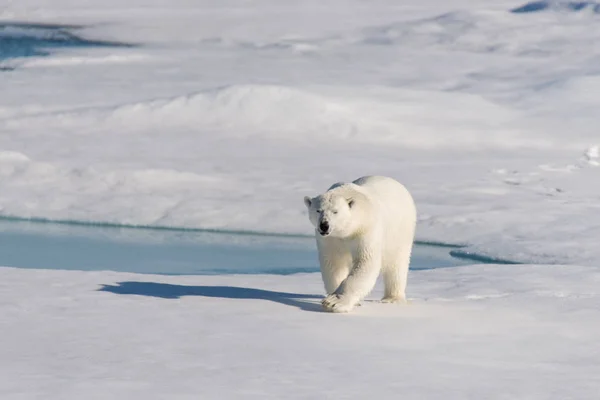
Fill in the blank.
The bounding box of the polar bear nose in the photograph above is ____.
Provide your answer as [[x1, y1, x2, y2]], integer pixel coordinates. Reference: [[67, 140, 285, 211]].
[[318, 220, 330, 235]]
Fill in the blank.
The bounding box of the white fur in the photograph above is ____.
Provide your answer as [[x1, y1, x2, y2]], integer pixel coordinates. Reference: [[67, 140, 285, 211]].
[[304, 176, 417, 313]]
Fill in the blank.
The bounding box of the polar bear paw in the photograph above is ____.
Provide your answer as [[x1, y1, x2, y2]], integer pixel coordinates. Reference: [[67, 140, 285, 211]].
[[322, 294, 358, 313], [381, 295, 408, 304]]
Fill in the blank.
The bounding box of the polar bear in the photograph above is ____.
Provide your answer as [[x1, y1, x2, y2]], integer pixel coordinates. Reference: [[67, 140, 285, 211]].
[[303, 175, 417, 313]]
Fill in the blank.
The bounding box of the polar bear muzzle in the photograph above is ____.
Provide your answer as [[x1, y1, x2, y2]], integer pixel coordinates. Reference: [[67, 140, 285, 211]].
[[318, 219, 330, 236]]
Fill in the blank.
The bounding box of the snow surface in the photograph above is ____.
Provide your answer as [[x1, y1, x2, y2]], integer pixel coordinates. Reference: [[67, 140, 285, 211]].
[[1, 0, 599, 264], [1, 265, 599, 399]]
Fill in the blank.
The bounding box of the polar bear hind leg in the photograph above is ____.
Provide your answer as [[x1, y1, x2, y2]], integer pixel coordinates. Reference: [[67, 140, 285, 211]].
[[381, 246, 412, 303]]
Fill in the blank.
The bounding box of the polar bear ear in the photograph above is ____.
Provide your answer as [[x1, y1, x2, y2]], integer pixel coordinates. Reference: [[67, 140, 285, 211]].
[[347, 198, 354, 208], [304, 196, 312, 208]]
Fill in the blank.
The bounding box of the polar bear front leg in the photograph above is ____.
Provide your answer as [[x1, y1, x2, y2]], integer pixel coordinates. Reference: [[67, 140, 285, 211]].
[[317, 237, 352, 294], [322, 246, 382, 313]]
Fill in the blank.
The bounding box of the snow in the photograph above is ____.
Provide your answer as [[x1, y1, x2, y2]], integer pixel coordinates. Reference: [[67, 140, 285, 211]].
[[1, 0, 599, 265], [1, 265, 599, 399]]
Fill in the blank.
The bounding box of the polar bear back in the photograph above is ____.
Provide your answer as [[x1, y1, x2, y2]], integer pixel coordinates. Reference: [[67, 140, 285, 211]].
[[351, 175, 416, 250]]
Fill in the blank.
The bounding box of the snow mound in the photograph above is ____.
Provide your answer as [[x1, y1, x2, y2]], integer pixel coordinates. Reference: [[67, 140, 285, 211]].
[[0, 151, 227, 228], [108, 85, 355, 140], [103, 84, 526, 148], [584, 145, 599, 165], [0, 150, 30, 163]]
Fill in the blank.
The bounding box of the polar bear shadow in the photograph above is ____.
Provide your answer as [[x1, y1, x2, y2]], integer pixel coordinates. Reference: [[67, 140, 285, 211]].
[[98, 281, 324, 312]]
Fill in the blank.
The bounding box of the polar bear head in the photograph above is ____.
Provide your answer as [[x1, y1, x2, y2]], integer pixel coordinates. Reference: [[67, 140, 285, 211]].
[[303, 190, 360, 238]]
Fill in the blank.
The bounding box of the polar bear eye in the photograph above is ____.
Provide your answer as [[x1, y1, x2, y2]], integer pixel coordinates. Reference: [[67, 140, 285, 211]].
[[316, 209, 323, 213], [332, 210, 338, 214]]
